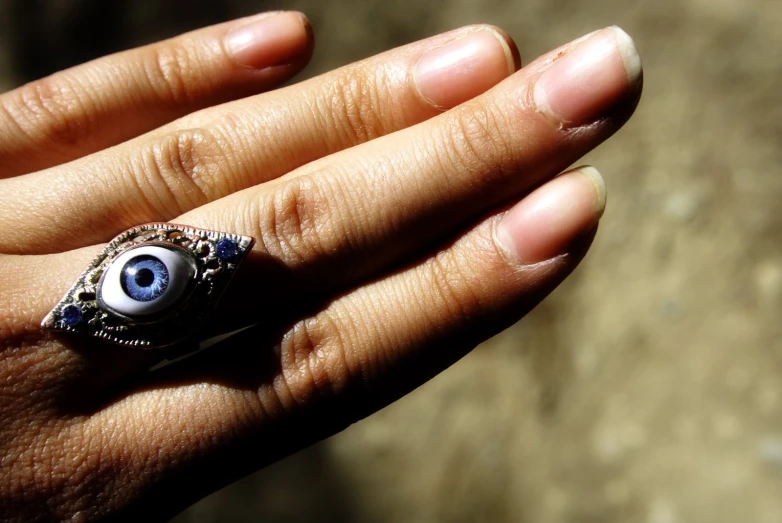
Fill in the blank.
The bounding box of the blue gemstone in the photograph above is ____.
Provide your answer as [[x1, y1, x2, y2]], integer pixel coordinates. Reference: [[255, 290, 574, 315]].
[[216, 239, 239, 260], [62, 305, 82, 326]]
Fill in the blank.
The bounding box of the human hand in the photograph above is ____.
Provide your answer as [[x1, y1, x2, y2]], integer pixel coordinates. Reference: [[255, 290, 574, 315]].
[[0, 12, 641, 521]]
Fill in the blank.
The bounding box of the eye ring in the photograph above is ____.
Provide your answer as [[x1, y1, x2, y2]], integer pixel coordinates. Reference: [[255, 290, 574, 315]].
[[42, 223, 254, 349], [97, 243, 197, 318]]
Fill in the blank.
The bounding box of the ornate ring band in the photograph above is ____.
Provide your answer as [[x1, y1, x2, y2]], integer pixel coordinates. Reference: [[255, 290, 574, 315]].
[[42, 223, 254, 349]]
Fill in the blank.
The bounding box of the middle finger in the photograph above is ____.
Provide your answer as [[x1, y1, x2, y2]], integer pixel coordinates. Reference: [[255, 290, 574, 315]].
[[184, 26, 642, 322], [0, 25, 518, 254]]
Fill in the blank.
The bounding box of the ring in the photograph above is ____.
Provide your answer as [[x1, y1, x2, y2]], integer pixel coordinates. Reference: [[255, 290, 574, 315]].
[[42, 223, 254, 349]]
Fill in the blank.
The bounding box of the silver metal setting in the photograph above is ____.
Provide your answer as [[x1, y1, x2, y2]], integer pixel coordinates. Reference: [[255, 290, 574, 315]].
[[42, 223, 254, 349]]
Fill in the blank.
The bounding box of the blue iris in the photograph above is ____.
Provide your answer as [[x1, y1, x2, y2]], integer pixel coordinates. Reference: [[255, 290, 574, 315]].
[[120, 255, 169, 302]]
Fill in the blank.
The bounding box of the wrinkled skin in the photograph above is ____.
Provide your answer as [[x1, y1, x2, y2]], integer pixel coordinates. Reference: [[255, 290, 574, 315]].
[[0, 12, 641, 522]]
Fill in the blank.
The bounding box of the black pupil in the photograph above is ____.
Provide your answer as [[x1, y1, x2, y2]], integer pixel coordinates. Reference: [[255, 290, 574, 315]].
[[134, 268, 155, 287]]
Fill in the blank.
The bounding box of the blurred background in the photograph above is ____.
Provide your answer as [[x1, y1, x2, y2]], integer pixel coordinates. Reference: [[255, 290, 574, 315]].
[[2, 0, 782, 521]]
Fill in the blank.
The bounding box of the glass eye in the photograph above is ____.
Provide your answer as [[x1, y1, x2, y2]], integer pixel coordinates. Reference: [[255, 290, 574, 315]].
[[98, 244, 196, 317]]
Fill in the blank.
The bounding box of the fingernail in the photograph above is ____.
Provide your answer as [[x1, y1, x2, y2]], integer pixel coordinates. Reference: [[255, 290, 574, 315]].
[[224, 12, 310, 69], [533, 27, 642, 126], [495, 166, 606, 265], [414, 29, 518, 109]]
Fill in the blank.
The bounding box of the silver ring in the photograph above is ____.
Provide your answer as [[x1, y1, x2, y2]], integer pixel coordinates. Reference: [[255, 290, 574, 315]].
[[42, 223, 254, 349]]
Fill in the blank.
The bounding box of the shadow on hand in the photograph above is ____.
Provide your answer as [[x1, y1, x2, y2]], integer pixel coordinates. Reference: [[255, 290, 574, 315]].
[[8, 0, 235, 83]]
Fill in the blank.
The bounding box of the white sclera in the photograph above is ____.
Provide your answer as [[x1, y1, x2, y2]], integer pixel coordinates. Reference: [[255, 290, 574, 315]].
[[99, 245, 196, 317]]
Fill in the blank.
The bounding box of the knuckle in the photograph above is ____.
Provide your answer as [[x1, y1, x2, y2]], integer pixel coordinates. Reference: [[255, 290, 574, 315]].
[[427, 249, 483, 318], [443, 103, 514, 177], [142, 42, 203, 105], [135, 128, 226, 214], [257, 175, 330, 263], [280, 315, 350, 404], [4, 76, 94, 148], [327, 65, 392, 145]]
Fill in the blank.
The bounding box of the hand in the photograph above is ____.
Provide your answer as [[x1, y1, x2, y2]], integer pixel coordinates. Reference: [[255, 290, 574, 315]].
[[0, 12, 641, 521]]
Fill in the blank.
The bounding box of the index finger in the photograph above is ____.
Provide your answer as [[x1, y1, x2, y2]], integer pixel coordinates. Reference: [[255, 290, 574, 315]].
[[0, 11, 313, 178]]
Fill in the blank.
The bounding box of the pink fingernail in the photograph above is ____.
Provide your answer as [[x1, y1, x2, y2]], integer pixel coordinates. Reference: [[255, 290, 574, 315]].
[[224, 12, 310, 69], [533, 27, 642, 126], [414, 29, 518, 109], [495, 167, 606, 265]]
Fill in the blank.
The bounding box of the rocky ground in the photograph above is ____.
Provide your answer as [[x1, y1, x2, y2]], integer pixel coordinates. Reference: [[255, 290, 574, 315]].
[[2, 0, 781, 521]]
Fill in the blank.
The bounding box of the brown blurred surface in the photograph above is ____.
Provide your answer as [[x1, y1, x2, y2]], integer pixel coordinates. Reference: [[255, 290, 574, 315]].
[[2, 0, 782, 521]]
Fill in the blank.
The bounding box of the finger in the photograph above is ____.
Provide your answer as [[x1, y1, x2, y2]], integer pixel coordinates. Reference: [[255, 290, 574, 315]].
[[7, 27, 632, 340], [0, 251, 164, 408], [0, 11, 314, 178], [84, 168, 604, 518], [0, 249, 96, 339], [182, 26, 640, 325], [0, 25, 520, 254]]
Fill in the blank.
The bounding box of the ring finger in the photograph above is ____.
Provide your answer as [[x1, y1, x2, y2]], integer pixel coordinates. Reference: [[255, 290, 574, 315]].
[[76, 168, 605, 519]]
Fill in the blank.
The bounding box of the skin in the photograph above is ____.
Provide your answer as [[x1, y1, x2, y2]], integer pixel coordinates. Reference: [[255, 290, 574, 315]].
[[0, 11, 642, 522]]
